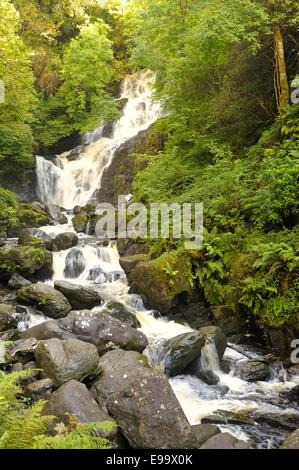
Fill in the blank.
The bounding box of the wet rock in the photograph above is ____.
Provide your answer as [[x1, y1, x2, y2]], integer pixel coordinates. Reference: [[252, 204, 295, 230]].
[[198, 370, 220, 385], [200, 432, 250, 449], [46, 205, 68, 225], [91, 349, 151, 406], [18, 228, 53, 251], [287, 385, 299, 403], [25, 378, 54, 401], [159, 332, 205, 377], [17, 284, 71, 319], [192, 424, 221, 447], [173, 302, 214, 330], [105, 301, 141, 329], [22, 320, 73, 341], [58, 310, 148, 355], [251, 412, 299, 431], [0, 246, 52, 281], [288, 365, 299, 376], [119, 255, 149, 276], [52, 232, 78, 251], [8, 273, 31, 290], [106, 373, 197, 449], [202, 410, 255, 426], [238, 360, 270, 382], [280, 429, 299, 449], [11, 203, 50, 237], [8, 338, 39, 363], [42, 380, 117, 440], [0, 304, 17, 331], [54, 281, 102, 310], [34, 338, 100, 387]]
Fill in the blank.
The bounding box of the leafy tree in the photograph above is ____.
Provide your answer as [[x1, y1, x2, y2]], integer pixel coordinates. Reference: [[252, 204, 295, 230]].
[[35, 20, 118, 146]]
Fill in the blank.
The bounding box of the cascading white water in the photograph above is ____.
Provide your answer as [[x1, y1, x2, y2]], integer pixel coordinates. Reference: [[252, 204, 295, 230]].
[[32, 69, 299, 449], [36, 70, 161, 209]]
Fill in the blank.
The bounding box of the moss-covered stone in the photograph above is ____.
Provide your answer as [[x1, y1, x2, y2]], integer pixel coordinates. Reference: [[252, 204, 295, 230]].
[[128, 251, 193, 313], [72, 212, 89, 233], [10, 203, 50, 237], [0, 245, 52, 280]]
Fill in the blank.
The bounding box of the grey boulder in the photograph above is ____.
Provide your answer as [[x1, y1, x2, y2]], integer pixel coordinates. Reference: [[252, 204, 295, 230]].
[[159, 331, 205, 377], [34, 338, 100, 387], [52, 232, 78, 251], [8, 273, 32, 290], [200, 432, 250, 449], [91, 349, 151, 406], [106, 373, 197, 449], [17, 284, 71, 319], [42, 380, 116, 440], [58, 310, 148, 355], [54, 281, 102, 310], [237, 360, 270, 382]]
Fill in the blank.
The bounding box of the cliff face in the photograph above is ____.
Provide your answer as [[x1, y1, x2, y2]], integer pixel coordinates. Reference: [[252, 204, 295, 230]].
[[96, 124, 165, 205]]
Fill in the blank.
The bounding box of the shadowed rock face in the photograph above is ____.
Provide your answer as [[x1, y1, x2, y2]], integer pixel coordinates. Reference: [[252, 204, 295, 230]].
[[106, 373, 197, 449]]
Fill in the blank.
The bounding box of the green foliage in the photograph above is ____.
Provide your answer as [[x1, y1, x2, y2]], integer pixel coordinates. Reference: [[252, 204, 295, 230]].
[[0, 187, 18, 232], [35, 21, 118, 146], [0, 370, 115, 449]]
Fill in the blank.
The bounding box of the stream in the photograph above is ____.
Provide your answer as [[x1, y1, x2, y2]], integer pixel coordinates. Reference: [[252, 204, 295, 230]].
[[25, 70, 299, 449]]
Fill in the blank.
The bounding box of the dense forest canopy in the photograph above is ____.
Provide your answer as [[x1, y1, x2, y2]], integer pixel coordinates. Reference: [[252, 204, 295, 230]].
[[0, 0, 298, 449]]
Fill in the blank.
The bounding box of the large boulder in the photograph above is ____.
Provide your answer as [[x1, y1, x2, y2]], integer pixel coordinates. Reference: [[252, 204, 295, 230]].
[[0, 246, 52, 281], [34, 338, 100, 387], [159, 332, 205, 377], [52, 232, 78, 251], [280, 429, 299, 449], [58, 310, 148, 355], [46, 205, 67, 225], [10, 203, 50, 237], [22, 320, 73, 341], [0, 303, 17, 331], [200, 432, 250, 449], [106, 373, 197, 449], [192, 424, 221, 448], [54, 281, 102, 310], [8, 273, 31, 290], [119, 255, 150, 277], [104, 301, 141, 329], [128, 252, 193, 314], [91, 349, 151, 406], [237, 360, 270, 382], [42, 380, 116, 440], [18, 228, 53, 251], [17, 284, 71, 319]]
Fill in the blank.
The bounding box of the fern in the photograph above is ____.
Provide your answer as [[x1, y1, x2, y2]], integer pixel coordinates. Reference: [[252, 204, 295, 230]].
[[0, 370, 116, 449]]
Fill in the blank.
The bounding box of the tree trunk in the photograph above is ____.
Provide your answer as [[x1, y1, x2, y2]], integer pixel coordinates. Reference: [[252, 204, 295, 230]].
[[274, 25, 289, 111]]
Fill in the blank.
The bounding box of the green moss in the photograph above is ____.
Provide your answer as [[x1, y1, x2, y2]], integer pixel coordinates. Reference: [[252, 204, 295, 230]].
[[17, 204, 49, 230], [0, 246, 51, 278], [72, 212, 89, 233]]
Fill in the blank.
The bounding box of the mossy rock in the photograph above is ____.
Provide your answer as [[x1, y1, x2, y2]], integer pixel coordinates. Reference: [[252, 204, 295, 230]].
[[72, 212, 89, 233], [128, 251, 193, 313], [0, 245, 52, 280], [10, 203, 50, 236]]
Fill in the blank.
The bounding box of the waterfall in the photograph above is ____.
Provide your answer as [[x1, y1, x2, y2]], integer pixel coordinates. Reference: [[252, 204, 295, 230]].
[[200, 342, 220, 372], [35, 70, 161, 209]]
